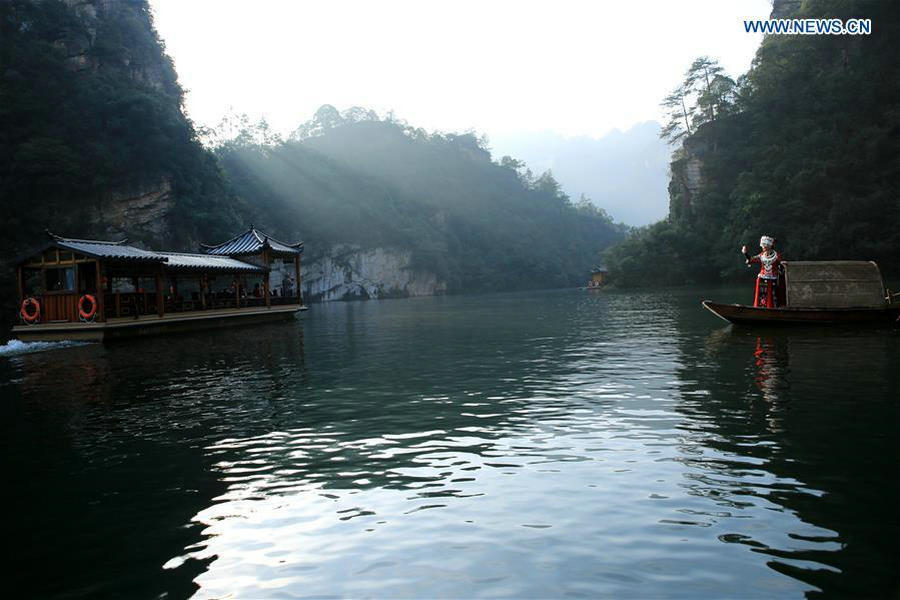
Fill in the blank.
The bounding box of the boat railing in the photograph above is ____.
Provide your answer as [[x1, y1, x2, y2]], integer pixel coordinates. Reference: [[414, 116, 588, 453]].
[[101, 292, 301, 319]]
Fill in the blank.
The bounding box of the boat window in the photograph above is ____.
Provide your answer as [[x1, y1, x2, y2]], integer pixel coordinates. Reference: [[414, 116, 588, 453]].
[[177, 278, 201, 295], [45, 267, 75, 292], [23, 268, 44, 295], [77, 264, 97, 293], [137, 277, 157, 293], [111, 277, 136, 293]]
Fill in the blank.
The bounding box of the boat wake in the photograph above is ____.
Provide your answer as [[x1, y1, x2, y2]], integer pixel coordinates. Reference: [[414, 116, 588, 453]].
[[0, 339, 89, 357]]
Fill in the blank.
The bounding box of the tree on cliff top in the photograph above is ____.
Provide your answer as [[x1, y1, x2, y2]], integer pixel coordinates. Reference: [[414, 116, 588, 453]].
[[660, 56, 737, 145]]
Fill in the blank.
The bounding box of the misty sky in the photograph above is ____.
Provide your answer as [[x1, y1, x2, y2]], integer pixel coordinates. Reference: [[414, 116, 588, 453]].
[[149, 0, 770, 141]]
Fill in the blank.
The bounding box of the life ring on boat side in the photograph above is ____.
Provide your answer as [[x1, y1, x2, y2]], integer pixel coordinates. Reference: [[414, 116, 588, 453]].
[[78, 294, 97, 322], [20, 297, 41, 324]]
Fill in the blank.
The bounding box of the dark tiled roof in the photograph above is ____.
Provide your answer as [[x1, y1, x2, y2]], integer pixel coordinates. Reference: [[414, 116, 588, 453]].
[[54, 237, 168, 262], [201, 227, 303, 256], [20, 234, 264, 273], [157, 252, 263, 272]]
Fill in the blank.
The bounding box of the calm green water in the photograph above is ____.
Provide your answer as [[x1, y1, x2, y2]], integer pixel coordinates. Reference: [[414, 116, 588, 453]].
[[2, 287, 898, 598]]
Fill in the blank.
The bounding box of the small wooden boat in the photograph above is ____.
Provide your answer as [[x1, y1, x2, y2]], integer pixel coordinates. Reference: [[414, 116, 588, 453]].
[[703, 261, 900, 326], [702, 300, 900, 325]]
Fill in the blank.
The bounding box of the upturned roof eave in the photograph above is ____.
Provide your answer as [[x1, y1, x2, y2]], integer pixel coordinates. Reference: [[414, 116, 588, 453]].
[[200, 226, 304, 256]]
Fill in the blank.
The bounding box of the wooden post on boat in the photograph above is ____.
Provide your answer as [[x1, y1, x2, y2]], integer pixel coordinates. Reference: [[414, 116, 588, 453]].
[[263, 248, 271, 308], [74, 263, 81, 321], [16, 265, 24, 308], [95, 260, 106, 322], [234, 276, 240, 309], [295, 255, 302, 305], [156, 264, 164, 317]]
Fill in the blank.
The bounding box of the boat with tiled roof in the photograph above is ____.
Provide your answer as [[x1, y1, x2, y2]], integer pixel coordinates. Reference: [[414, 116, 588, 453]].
[[12, 228, 306, 342]]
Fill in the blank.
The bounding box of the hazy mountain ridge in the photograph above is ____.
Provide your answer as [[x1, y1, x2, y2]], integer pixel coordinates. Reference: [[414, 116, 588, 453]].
[[216, 108, 626, 295], [489, 122, 671, 226]]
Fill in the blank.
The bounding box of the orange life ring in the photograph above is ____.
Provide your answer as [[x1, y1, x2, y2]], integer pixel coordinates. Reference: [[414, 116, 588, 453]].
[[78, 294, 98, 321], [20, 297, 41, 324]]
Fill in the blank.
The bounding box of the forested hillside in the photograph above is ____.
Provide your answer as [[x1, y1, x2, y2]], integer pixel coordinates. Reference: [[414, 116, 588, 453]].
[[216, 106, 625, 292], [606, 0, 900, 286]]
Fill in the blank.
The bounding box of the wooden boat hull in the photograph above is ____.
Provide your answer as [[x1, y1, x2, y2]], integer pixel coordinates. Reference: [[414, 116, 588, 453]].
[[702, 300, 900, 325], [12, 305, 307, 342]]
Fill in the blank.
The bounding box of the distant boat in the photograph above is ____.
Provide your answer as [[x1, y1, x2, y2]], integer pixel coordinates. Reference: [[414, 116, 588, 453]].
[[582, 266, 608, 290], [703, 261, 900, 325]]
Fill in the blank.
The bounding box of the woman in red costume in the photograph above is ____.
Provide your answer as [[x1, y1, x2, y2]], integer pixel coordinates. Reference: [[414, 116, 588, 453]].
[[741, 235, 783, 308]]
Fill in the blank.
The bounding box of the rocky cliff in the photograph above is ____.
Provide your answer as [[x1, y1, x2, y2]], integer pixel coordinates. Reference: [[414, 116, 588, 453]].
[[666, 133, 706, 224], [96, 179, 174, 241], [303, 246, 446, 302]]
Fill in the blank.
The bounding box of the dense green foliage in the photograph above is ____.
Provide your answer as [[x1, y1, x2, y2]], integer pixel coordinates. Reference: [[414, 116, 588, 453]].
[[217, 106, 625, 292], [0, 0, 240, 245], [607, 0, 900, 287], [0, 0, 242, 334]]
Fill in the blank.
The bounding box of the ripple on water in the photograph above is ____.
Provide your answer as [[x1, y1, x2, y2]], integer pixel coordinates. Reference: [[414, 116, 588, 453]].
[[0, 338, 89, 357]]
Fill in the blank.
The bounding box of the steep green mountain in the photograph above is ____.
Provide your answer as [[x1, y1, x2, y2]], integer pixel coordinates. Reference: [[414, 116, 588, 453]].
[[0, 0, 242, 334], [216, 107, 625, 293], [606, 0, 900, 287]]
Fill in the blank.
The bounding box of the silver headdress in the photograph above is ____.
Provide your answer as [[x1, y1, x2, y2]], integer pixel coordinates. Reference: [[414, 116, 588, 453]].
[[760, 235, 775, 248]]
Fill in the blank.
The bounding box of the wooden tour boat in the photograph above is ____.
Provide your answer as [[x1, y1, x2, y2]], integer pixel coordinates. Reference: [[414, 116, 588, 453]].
[[12, 227, 307, 342], [703, 261, 900, 325]]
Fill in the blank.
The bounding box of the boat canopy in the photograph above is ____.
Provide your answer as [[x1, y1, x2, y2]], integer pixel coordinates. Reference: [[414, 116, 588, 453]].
[[783, 261, 886, 309], [201, 226, 303, 258]]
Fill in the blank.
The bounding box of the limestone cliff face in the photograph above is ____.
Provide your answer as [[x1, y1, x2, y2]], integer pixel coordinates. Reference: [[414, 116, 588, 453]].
[[667, 133, 707, 224], [94, 179, 174, 241], [303, 246, 446, 302]]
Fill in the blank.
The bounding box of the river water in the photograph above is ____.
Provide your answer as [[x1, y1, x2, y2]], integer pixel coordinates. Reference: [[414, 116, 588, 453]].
[[2, 287, 898, 598]]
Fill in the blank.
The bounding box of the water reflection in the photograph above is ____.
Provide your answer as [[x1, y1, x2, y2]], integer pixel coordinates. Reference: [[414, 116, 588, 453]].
[[752, 336, 786, 405], [2, 289, 898, 598], [677, 308, 899, 598]]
